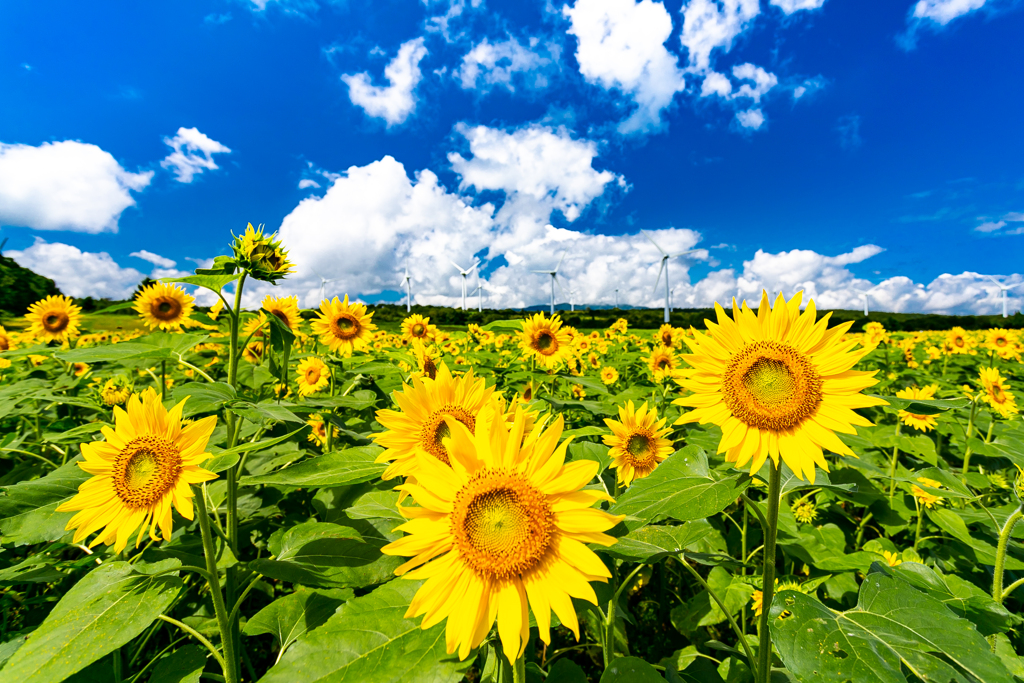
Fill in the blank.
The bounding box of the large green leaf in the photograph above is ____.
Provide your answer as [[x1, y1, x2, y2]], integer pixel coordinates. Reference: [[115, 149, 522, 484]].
[[600, 520, 715, 563], [600, 657, 665, 682], [162, 272, 241, 294], [171, 382, 236, 416], [1, 561, 182, 683], [240, 446, 386, 488], [770, 562, 1012, 683], [243, 587, 351, 656], [0, 457, 88, 546], [870, 394, 969, 415], [55, 342, 174, 363], [609, 446, 748, 530], [890, 562, 1020, 636], [256, 580, 468, 683], [148, 645, 207, 683]]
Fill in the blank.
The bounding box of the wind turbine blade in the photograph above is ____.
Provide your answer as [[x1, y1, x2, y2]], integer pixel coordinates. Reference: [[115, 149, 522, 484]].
[[530, 270, 552, 274], [555, 252, 566, 273], [554, 275, 567, 297], [467, 260, 480, 273], [1008, 282, 1024, 291], [640, 230, 667, 255], [449, 259, 466, 273], [985, 275, 1003, 287], [654, 259, 665, 293]]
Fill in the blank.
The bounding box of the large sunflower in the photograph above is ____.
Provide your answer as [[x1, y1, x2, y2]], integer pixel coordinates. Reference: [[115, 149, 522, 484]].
[[135, 283, 195, 331], [673, 292, 885, 482], [603, 401, 674, 486], [382, 404, 623, 663], [296, 356, 330, 396], [56, 389, 218, 553], [519, 313, 572, 369], [311, 295, 376, 356], [26, 295, 82, 343], [262, 295, 302, 332], [374, 362, 496, 480], [401, 314, 436, 343]]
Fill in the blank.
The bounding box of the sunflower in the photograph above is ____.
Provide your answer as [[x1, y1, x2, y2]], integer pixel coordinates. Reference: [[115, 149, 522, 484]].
[[412, 343, 441, 381], [673, 292, 885, 482], [657, 324, 678, 347], [751, 589, 764, 616], [586, 352, 601, 369], [262, 295, 302, 333], [135, 283, 195, 331], [882, 550, 902, 567], [402, 314, 436, 343], [520, 313, 572, 369], [0, 324, 17, 352], [570, 384, 587, 400], [647, 345, 677, 381], [100, 377, 132, 406], [911, 477, 943, 508], [979, 367, 1018, 418], [26, 295, 82, 343], [791, 501, 817, 524], [986, 329, 1020, 360], [600, 366, 619, 386], [603, 401, 673, 486], [231, 222, 295, 284], [374, 363, 496, 480], [862, 321, 888, 348], [208, 297, 225, 321], [72, 362, 90, 378], [296, 357, 330, 396], [55, 389, 218, 553], [895, 385, 939, 432], [242, 341, 264, 364], [382, 403, 623, 663], [945, 327, 975, 355], [311, 295, 376, 356], [306, 414, 337, 447]]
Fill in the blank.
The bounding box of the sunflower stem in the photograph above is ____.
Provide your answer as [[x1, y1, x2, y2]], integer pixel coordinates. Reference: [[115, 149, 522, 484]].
[[195, 486, 239, 683], [887, 421, 901, 500], [961, 399, 978, 486], [156, 614, 229, 677], [512, 654, 526, 683], [224, 274, 246, 679], [756, 462, 782, 683], [992, 505, 1022, 604]]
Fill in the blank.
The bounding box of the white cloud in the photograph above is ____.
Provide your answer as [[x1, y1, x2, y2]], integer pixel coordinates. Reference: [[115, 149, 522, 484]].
[[456, 36, 558, 93], [423, 0, 484, 42], [341, 38, 428, 127], [975, 220, 1006, 233], [701, 63, 777, 129], [160, 127, 232, 183], [679, 0, 760, 72], [974, 211, 1024, 235], [563, 0, 687, 135], [0, 140, 152, 234], [701, 71, 732, 97], [911, 0, 987, 25], [735, 108, 765, 129], [792, 75, 826, 101], [8, 239, 144, 299], [130, 250, 176, 268], [731, 63, 777, 102], [769, 0, 827, 13]]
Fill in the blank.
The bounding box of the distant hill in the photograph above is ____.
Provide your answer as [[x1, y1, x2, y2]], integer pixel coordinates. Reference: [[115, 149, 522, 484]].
[[0, 253, 61, 316]]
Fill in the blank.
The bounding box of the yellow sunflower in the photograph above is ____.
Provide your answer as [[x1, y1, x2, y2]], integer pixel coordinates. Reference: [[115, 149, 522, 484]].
[[231, 222, 295, 284], [862, 321, 889, 348], [657, 324, 678, 347], [242, 341, 264, 364], [373, 362, 496, 480], [979, 367, 1018, 418], [882, 550, 902, 567], [600, 366, 619, 386], [519, 313, 572, 370], [134, 283, 195, 331], [570, 384, 587, 400], [382, 403, 623, 663], [895, 385, 939, 432], [262, 295, 302, 332], [402, 314, 436, 343], [100, 377, 132, 406], [587, 352, 601, 369], [72, 362, 90, 378], [311, 295, 376, 356], [603, 401, 674, 486], [208, 297, 225, 321], [26, 295, 82, 343], [296, 357, 330, 396], [306, 413, 337, 447], [55, 389, 218, 553], [0, 324, 17, 352], [986, 329, 1020, 360], [673, 292, 886, 482], [412, 342, 440, 380], [647, 345, 677, 381], [945, 326, 975, 355], [911, 477, 943, 508]]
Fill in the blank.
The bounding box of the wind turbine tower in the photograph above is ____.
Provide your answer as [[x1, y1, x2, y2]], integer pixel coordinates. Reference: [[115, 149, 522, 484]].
[[401, 266, 412, 313], [449, 259, 479, 311], [855, 289, 872, 317], [986, 276, 1023, 318], [642, 230, 697, 324], [531, 253, 566, 316]]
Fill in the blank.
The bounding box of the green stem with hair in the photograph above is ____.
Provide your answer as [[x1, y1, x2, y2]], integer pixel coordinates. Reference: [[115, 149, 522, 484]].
[[990, 504, 1023, 651], [756, 462, 782, 683], [195, 486, 238, 683], [603, 563, 645, 669], [888, 421, 902, 500], [222, 275, 246, 676]]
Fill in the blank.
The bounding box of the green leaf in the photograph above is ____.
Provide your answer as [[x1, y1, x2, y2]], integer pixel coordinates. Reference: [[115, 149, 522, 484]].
[[148, 645, 207, 683], [0, 554, 65, 585], [210, 425, 309, 465], [162, 272, 241, 294], [171, 382, 236, 416], [546, 658, 589, 683], [568, 441, 611, 474], [600, 520, 715, 562], [243, 587, 352, 655], [891, 562, 1020, 636], [610, 446, 748, 530], [927, 508, 1024, 569], [870, 394, 970, 415], [0, 457, 89, 546], [55, 343, 174, 364], [240, 446, 386, 488], [600, 657, 665, 682], [671, 567, 754, 635], [1, 561, 182, 683], [753, 460, 856, 495], [345, 489, 404, 522], [256, 580, 469, 683], [263, 307, 295, 384], [770, 562, 1013, 683], [481, 319, 524, 332], [230, 400, 305, 426]]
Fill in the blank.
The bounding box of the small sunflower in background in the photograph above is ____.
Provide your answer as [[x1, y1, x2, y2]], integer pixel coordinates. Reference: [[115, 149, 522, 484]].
[[985, 329, 1019, 359], [895, 385, 939, 431], [570, 383, 587, 400], [262, 294, 302, 332], [296, 357, 330, 396], [603, 401, 673, 486], [26, 295, 82, 343], [519, 313, 572, 369], [600, 366, 619, 386], [72, 362, 90, 378], [945, 326, 975, 355], [242, 341, 265, 364], [135, 283, 195, 331], [311, 295, 376, 356], [647, 345, 677, 381], [56, 389, 218, 553], [100, 377, 132, 406], [656, 324, 679, 347], [0, 324, 17, 352], [791, 500, 818, 524], [882, 550, 903, 567], [412, 342, 440, 380], [587, 352, 601, 369], [401, 314, 436, 343], [306, 413, 337, 447]]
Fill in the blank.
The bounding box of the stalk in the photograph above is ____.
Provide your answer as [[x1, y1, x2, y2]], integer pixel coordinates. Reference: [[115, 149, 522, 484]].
[[223, 275, 246, 672], [195, 487, 238, 683], [756, 462, 782, 683], [512, 654, 526, 683], [990, 504, 1023, 652], [961, 400, 978, 485], [887, 421, 901, 500]]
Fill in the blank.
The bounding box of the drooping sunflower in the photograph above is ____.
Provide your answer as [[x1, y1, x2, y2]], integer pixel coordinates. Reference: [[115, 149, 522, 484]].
[[242, 341, 265, 364], [72, 362, 90, 378], [600, 366, 619, 386], [135, 283, 195, 331], [945, 326, 975, 355], [647, 345, 677, 381], [296, 357, 330, 396], [979, 367, 1018, 418], [56, 389, 218, 553], [373, 362, 496, 480], [862, 321, 889, 348], [262, 295, 302, 333], [673, 292, 886, 482], [519, 313, 572, 369], [311, 295, 377, 356], [603, 401, 674, 486], [100, 377, 132, 406], [26, 295, 82, 343], [895, 385, 939, 432], [412, 342, 440, 380], [231, 222, 295, 284], [402, 314, 436, 343], [382, 404, 623, 663], [0, 324, 17, 352]]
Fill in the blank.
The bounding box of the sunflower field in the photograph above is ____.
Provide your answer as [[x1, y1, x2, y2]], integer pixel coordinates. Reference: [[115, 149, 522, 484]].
[[1, 226, 1023, 683]]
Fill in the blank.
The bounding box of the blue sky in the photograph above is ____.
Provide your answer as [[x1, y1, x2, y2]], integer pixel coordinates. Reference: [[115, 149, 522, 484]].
[[0, 0, 1021, 313]]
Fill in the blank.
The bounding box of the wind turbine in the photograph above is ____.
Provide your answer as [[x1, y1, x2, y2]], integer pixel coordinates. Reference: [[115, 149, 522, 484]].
[[614, 289, 619, 309], [642, 230, 697, 324], [401, 266, 412, 313], [449, 259, 479, 311], [311, 268, 341, 304], [472, 277, 488, 312], [531, 253, 566, 316], [985, 276, 1023, 318], [854, 289, 872, 317]]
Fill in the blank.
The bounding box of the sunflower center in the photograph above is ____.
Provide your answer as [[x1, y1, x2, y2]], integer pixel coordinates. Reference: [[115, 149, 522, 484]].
[[0, 336, 8, 351], [331, 314, 359, 339], [534, 332, 556, 354], [995, 337, 1008, 347], [722, 340, 823, 431], [419, 405, 476, 466], [452, 468, 555, 580], [43, 312, 70, 333], [305, 366, 322, 384], [271, 309, 291, 328], [151, 297, 183, 322], [412, 324, 425, 336], [113, 435, 181, 509], [657, 358, 670, 370]]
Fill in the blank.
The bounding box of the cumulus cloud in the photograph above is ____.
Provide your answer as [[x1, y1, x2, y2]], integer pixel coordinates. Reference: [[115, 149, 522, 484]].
[[8, 239, 144, 298], [130, 250, 176, 268], [160, 127, 232, 183], [0, 140, 152, 234], [456, 35, 558, 93], [701, 63, 778, 130], [792, 75, 827, 101], [735, 108, 765, 129], [679, 0, 760, 72], [563, 0, 686, 135], [899, 0, 989, 49], [769, 0, 827, 13], [341, 38, 428, 127], [974, 211, 1024, 235]]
